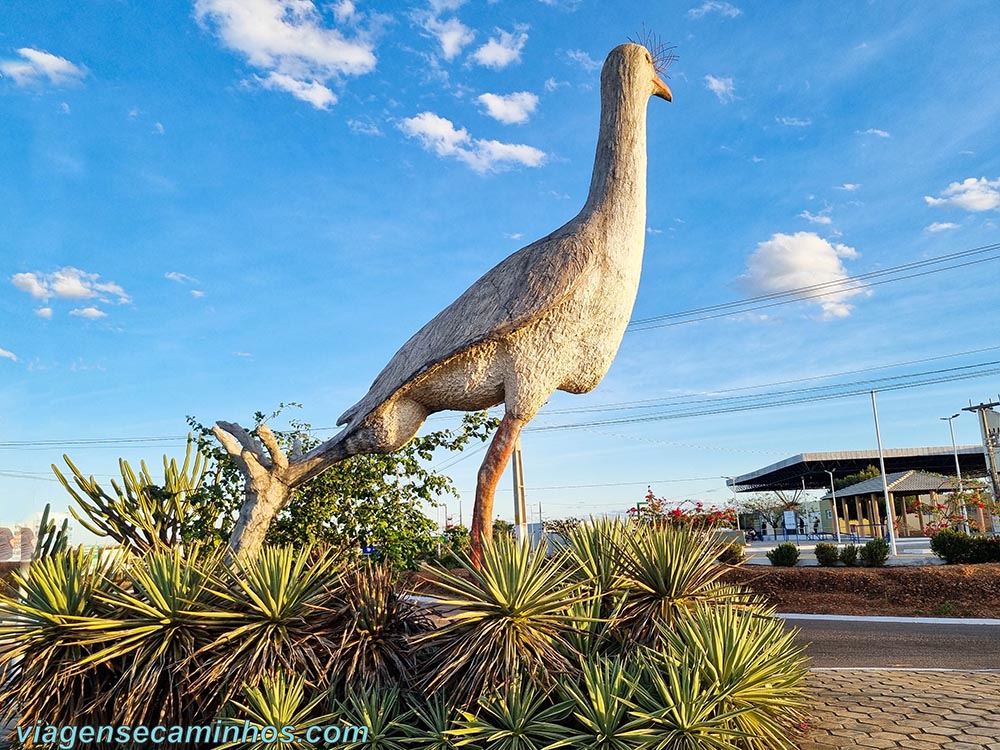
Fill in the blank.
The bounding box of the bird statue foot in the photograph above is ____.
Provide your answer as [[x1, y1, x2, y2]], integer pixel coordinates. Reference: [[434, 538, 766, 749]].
[[213, 421, 295, 560]]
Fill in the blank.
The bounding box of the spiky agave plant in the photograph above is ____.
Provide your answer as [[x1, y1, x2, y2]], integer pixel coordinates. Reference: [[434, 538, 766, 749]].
[[403, 695, 461, 750], [333, 685, 412, 750], [449, 677, 572, 750], [0, 547, 119, 731], [553, 655, 640, 750], [658, 603, 810, 750], [76, 544, 229, 728], [614, 524, 754, 649], [325, 560, 432, 692], [415, 535, 588, 707], [217, 671, 337, 750], [187, 545, 343, 703]]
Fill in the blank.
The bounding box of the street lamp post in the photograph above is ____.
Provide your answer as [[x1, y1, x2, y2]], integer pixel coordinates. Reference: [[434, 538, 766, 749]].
[[941, 413, 969, 534], [824, 469, 842, 544]]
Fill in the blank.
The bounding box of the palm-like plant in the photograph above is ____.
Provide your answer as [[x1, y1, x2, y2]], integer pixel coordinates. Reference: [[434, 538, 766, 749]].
[[621, 650, 748, 750], [0, 547, 119, 729], [404, 695, 461, 750], [659, 604, 809, 750], [77, 544, 228, 727], [326, 560, 432, 691], [188, 545, 342, 702], [217, 671, 337, 750], [450, 678, 572, 750], [334, 685, 412, 750], [554, 656, 639, 750], [615, 525, 750, 648], [415, 535, 587, 706]]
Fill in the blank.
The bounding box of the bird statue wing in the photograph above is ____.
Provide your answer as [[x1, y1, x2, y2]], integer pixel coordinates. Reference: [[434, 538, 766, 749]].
[[337, 225, 594, 428]]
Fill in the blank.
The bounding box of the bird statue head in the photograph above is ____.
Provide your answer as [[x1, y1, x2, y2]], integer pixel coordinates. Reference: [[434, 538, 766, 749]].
[[605, 38, 675, 102]]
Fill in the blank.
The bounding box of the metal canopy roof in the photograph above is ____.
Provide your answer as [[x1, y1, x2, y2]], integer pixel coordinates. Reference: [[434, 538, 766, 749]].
[[819, 470, 956, 500], [729, 446, 988, 492]]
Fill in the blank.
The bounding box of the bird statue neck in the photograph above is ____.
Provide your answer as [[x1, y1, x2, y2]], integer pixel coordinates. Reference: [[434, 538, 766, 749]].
[[581, 63, 649, 236]]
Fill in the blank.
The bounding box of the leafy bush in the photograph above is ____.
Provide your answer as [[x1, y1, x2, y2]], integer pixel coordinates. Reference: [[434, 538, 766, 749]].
[[814, 542, 839, 567], [838, 544, 859, 567], [766, 542, 799, 567], [717, 542, 746, 565], [930, 529, 1000, 564], [860, 538, 890, 567]]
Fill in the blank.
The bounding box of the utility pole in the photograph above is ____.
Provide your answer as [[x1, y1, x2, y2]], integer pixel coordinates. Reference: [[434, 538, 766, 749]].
[[824, 469, 841, 544], [511, 437, 528, 544], [962, 401, 1000, 504], [941, 413, 969, 534], [870, 390, 898, 556]]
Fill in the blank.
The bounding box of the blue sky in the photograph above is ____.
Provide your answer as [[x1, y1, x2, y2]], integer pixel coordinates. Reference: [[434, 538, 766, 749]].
[[2, 0, 999, 536]]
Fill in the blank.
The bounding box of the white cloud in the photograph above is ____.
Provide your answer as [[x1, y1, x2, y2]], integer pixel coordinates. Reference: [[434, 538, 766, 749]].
[[191, 290, 206, 298], [347, 117, 383, 136], [165, 271, 198, 284], [35, 307, 53, 318], [153, 122, 165, 135], [60, 102, 71, 114], [0, 48, 86, 86], [925, 177, 1000, 212], [835, 183, 860, 191], [423, 16, 475, 60], [332, 0, 355, 23], [504, 232, 523, 240], [0, 348, 17, 362], [69, 306, 107, 319], [565, 49, 601, 72], [856, 128, 890, 138], [399, 111, 545, 173], [544, 77, 567, 92], [258, 71, 337, 108], [194, 0, 376, 109], [477, 91, 538, 124], [776, 116, 811, 127], [741, 232, 862, 319], [704, 74, 735, 103], [472, 27, 528, 69], [799, 209, 832, 225], [429, 0, 466, 12], [688, 1, 742, 18], [11, 268, 130, 304], [926, 222, 960, 232]]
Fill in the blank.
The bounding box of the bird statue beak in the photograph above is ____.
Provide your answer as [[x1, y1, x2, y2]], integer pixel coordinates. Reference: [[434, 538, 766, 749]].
[[653, 75, 673, 102]]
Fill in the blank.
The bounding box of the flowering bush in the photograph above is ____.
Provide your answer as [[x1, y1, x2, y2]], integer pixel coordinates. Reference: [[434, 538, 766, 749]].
[[627, 489, 736, 529]]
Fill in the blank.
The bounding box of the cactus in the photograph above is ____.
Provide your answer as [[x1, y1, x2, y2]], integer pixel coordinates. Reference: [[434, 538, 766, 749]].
[[32, 503, 70, 560], [51, 435, 207, 553]]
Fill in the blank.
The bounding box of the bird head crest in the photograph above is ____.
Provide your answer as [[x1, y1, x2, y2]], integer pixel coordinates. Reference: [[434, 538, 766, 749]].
[[627, 26, 677, 78]]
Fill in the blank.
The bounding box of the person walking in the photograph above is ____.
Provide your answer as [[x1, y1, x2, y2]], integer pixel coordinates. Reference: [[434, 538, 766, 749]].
[[760, 518, 768, 540]]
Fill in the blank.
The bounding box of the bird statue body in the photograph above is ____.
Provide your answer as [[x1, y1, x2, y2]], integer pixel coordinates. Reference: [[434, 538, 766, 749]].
[[215, 42, 672, 559]]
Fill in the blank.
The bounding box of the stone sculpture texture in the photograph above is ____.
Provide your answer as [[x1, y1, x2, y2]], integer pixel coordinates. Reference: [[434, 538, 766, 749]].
[[215, 42, 673, 559]]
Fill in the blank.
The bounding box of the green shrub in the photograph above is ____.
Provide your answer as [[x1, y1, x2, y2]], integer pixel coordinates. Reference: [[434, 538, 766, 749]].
[[930, 528, 972, 564], [860, 538, 890, 567], [717, 542, 746, 565], [766, 542, 799, 567], [838, 544, 859, 567], [814, 542, 839, 567]]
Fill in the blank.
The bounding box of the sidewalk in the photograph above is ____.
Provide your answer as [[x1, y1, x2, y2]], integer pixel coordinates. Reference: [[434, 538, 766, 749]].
[[802, 669, 1000, 749], [743, 536, 942, 566]]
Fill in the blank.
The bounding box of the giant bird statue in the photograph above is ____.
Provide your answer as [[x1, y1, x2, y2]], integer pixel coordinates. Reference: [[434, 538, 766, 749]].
[[214, 41, 673, 560]]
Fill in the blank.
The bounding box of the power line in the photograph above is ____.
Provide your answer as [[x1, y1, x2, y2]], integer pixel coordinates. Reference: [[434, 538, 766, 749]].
[[627, 240, 1000, 330]]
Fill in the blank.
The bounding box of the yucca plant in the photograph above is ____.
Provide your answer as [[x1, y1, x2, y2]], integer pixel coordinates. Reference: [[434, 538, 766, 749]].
[[560, 518, 631, 655], [659, 604, 809, 750], [450, 677, 572, 750], [0, 547, 120, 730], [404, 695, 462, 750], [554, 655, 639, 750], [187, 545, 342, 703], [76, 545, 229, 728], [415, 535, 588, 706], [614, 525, 750, 648], [326, 560, 432, 692], [217, 671, 337, 750], [621, 649, 748, 750], [334, 685, 412, 750]]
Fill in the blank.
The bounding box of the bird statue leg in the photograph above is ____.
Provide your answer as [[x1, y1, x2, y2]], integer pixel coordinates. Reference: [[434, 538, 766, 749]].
[[470, 413, 526, 566], [213, 421, 294, 561]]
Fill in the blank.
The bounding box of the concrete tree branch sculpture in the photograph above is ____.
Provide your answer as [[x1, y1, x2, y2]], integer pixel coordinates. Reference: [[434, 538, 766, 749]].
[[215, 42, 673, 560]]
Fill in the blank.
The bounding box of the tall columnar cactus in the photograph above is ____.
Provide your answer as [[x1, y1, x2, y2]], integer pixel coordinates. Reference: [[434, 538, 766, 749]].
[[51, 435, 207, 553], [32, 503, 70, 560]]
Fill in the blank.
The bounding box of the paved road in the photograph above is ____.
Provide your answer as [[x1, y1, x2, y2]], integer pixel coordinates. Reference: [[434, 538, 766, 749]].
[[785, 616, 1000, 670]]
